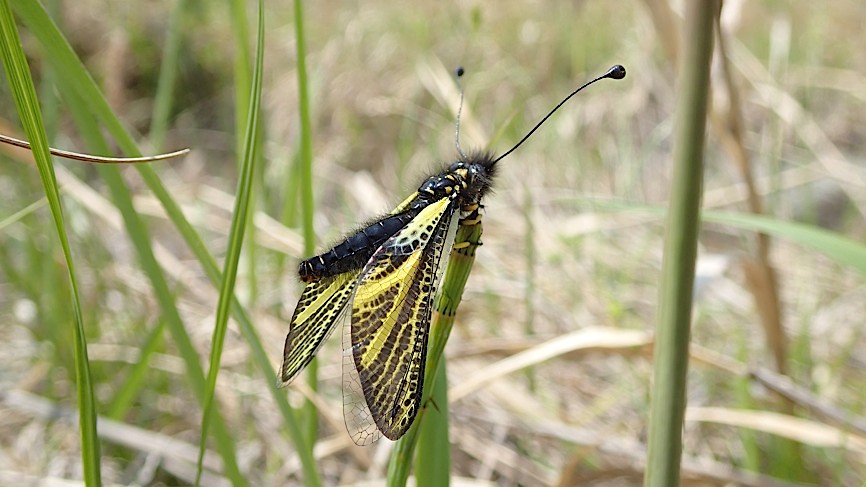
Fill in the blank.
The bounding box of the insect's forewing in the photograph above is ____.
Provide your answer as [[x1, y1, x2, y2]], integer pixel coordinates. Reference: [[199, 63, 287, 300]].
[[282, 271, 360, 383], [342, 196, 460, 445]]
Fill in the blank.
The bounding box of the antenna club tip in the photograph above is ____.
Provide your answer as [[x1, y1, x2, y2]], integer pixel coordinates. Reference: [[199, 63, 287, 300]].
[[607, 64, 626, 80], [455, 66, 465, 77]]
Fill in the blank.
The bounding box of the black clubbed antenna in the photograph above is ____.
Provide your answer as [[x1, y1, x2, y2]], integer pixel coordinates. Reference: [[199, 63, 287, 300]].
[[453, 66, 467, 160], [492, 64, 626, 165]]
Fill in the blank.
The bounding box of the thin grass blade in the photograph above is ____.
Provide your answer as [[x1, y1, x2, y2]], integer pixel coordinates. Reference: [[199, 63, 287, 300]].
[[195, 1, 265, 484], [703, 210, 866, 276], [387, 221, 484, 486], [291, 0, 320, 445], [15, 1, 320, 483], [0, 1, 101, 484], [58, 72, 247, 486], [589, 200, 866, 278], [149, 0, 188, 149]]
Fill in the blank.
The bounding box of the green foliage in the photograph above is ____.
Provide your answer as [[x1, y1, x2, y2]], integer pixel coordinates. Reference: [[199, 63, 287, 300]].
[[0, 1, 100, 484]]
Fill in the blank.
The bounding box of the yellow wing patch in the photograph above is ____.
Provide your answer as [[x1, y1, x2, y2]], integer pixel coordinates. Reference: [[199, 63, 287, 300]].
[[281, 270, 359, 383], [356, 250, 423, 369], [390, 191, 420, 215], [342, 196, 459, 444]]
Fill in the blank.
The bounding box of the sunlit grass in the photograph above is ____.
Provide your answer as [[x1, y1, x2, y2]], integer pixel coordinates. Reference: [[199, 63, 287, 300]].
[[0, 1, 99, 484]]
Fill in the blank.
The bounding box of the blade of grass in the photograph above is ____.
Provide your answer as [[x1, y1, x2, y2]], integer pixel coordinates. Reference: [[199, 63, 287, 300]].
[[292, 0, 315, 256], [12, 1, 131, 152], [589, 199, 866, 278], [276, 149, 302, 276], [643, 2, 716, 486], [0, 2, 101, 484], [148, 0, 188, 149], [227, 0, 260, 307], [18, 1, 243, 483], [0, 196, 47, 230], [228, 0, 252, 157], [415, 359, 451, 485], [387, 220, 484, 486], [292, 0, 319, 446], [106, 318, 166, 420], [15, 2, 320, 484], [229, 0, 258, 295], [702, 211, 866, 276], [56, 131, 320, 485], [195, 1, 264, 484], [36, 0, 60, 138], [55, 78, 246, 485]]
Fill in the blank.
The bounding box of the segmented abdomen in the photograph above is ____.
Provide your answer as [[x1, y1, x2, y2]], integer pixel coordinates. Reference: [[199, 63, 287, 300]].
[[298, 209, 421, 283]]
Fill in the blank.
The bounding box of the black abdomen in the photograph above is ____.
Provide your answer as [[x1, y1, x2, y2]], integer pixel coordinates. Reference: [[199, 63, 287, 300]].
[[298, 209, 421, 282]]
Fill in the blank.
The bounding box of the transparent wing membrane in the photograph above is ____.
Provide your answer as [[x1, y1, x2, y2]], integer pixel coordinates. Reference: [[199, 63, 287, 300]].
[[343, 197, 458, 443]]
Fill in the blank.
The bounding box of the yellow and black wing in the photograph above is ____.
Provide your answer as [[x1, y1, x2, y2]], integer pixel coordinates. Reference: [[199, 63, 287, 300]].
[[281, 271, 359, 383], [342, 195, 459, 445]]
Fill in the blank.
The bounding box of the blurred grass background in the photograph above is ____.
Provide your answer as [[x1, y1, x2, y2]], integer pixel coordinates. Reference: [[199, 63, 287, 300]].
[[1, 0, 865, 486]]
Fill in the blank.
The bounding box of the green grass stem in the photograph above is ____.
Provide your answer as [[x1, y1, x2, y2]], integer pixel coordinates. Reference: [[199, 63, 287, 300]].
[[0, 1, 101, 484], [415, 359, 451, 486], [195, 2, 264, 484], [13, 1, 320, 484], [291, 0, 320, 446], [643, 2, 716, 486], [589, 200, 866, 278], [148, 0, 188, 150], [387, 220, 484, 486], [63, 81, 247, 486]]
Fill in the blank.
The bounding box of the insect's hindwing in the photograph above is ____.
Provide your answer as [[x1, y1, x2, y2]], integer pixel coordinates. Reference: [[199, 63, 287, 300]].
[[281, 271, 360, 383], [342, 196, 460, 445]]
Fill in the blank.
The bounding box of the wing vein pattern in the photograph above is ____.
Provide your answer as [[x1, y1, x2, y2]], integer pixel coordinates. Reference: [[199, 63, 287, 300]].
[[343, 196, 458, 444], [282, 271, 359, 383]]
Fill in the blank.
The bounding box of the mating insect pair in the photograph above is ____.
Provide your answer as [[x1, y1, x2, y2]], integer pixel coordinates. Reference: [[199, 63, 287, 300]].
[[281, 64, 626, 445]]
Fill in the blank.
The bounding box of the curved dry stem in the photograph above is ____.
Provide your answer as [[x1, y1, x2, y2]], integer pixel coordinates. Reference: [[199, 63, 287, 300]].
[[0, 132, 189, 163]]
